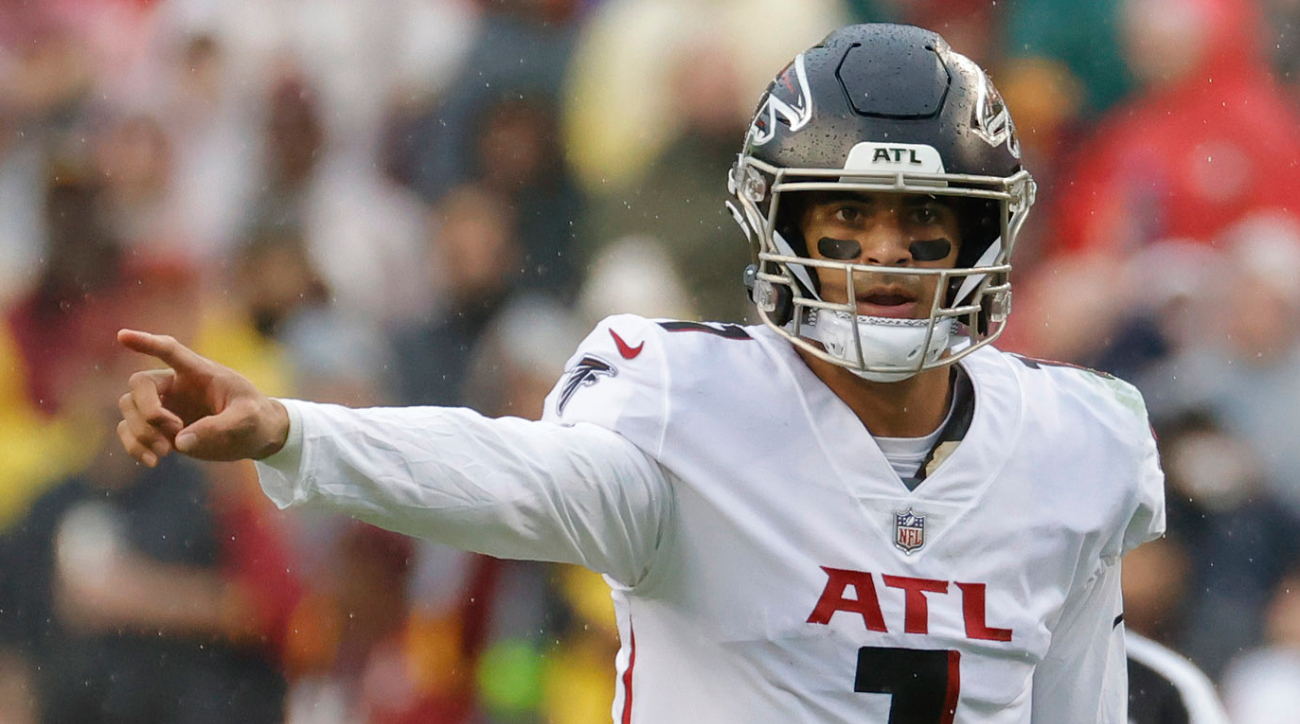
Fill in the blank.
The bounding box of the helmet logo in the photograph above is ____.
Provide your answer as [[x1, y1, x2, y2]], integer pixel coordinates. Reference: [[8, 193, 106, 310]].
[[951, 54, 1020, 159], [747, 53, 813, 147]]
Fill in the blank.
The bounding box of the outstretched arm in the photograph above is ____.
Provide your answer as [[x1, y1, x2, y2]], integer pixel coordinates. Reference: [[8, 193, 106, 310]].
[[257, 401, 670, 586], [117, 330, 672, 587]]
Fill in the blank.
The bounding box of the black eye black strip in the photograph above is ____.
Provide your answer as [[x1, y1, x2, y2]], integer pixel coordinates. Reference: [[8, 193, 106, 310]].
[[909, 238, 952, 261], [817, 237, 861, 260]]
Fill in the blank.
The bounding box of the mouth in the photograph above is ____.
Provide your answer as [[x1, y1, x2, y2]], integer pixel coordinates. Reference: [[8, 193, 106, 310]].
[[855, 288, 919, 318]]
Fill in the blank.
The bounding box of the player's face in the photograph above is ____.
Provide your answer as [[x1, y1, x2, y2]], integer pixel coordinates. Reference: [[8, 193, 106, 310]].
[[797, 191, 964, 319]]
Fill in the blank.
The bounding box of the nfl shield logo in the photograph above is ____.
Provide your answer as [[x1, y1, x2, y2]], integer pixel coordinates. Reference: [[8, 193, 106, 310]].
[[894, 508, 926, 554]]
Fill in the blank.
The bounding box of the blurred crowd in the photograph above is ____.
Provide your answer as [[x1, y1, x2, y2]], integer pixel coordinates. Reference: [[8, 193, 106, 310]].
[[0, 0, 1298, 721]]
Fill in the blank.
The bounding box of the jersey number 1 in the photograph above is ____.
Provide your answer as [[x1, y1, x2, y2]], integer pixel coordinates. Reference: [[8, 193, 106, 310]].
[[855, 646, 960, 724]]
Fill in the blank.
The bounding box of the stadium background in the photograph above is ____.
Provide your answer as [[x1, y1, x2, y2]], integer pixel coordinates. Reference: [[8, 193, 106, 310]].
[[0, 0, 1299, 721]]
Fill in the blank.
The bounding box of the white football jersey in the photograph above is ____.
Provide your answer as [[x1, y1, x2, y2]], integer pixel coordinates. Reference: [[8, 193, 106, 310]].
[[542, 315, 1164, 724], [255, 314, 1164, 724]]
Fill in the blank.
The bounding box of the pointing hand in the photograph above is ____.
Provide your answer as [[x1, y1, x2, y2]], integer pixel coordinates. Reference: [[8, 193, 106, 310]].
[[116, 330, 290, 465]]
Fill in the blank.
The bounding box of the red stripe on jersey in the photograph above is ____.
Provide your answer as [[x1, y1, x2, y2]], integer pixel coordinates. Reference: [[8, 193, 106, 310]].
[[621, 624, 637, 724], [943, 650, 961, 724]]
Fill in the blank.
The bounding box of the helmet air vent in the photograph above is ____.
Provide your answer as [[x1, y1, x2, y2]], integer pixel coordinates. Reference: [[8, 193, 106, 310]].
[[837, 38, 950, 119]]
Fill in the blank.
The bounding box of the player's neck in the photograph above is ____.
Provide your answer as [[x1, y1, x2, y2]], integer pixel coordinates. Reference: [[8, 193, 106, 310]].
[[798, 350, 954, 438]]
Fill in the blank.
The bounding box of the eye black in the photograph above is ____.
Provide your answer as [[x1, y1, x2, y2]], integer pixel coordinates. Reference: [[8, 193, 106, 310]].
[[817, 237, 862, 260], [909, 238, 952, 261]]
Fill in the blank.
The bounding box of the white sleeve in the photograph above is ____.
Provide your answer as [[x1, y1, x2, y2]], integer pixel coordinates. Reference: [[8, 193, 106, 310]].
[[1122, 417, 1166, 555], [1031, 559, 1129, 723], [255, 399, 672, 587]]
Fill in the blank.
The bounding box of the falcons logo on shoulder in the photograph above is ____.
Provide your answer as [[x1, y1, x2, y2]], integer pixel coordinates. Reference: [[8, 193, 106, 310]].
[[557, 355, 616, 415]]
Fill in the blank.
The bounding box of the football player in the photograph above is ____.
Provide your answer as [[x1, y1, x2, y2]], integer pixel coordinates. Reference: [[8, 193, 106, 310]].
[[116, 24, 1164, 723]]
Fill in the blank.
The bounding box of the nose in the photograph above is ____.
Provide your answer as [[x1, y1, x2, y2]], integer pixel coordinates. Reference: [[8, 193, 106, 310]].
[[855, 217, 912, 267]]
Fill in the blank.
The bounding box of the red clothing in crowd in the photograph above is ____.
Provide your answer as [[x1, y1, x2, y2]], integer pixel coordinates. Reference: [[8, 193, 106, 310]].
[[1051, 0, 1300, 256]]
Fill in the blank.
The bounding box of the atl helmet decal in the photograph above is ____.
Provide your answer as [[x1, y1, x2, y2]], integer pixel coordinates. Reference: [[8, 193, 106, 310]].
[[747, 53, 813, 147], [557, 355, 616, 415], [950, 54, 1020, 159], [893, 508, 927, 554]]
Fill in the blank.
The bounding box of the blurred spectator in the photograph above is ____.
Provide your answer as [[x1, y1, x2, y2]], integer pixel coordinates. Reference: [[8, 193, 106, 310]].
[[6, 176, 122, 415], [0, 175, 122, 526], [577, 236, 696, 325], [247, 70, 431, 325], [1221, 568, 1300, 721], [0, 342, 288, 724], [585, 42, 751, 321], [94, 113, 186, 255], [397, 0, 582, 204], [1090, 240, 1220, 381], [192, 226, 329, 398], [1151, 411, 1300, 677], [389, 2, 588, 299], [1008, 238, 1221, 377], [390, 185, 523, 407], [1137, 214, 1300, 512], [999, 250, 1132, 367], [467, 92, 584, 297], [245, 71, 325, 238], [45, 0, 165, 102], [562, 0, 845, 192], [150, 0, 474, 146], [1050, 0, 1300, 257], [280, 307, 397, 408], [283, 522, 473, 724], [155, 33, 261, 262]]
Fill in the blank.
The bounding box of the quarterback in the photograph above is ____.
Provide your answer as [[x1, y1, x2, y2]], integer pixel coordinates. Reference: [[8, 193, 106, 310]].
[[116, 25, 1165, 723]]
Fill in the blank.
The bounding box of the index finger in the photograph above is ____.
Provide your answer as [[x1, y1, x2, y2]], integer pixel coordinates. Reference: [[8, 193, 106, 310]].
[[117, 329, 207, 373]]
